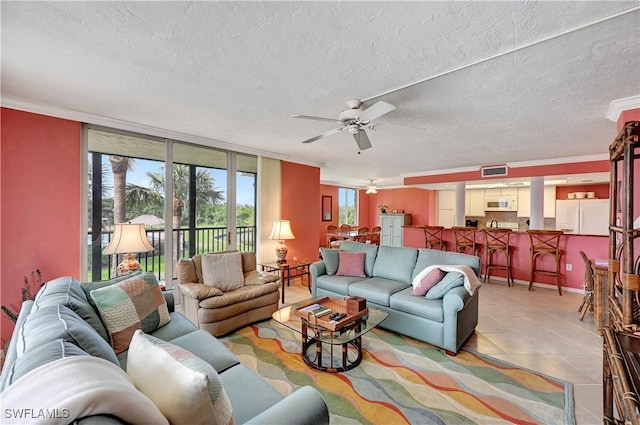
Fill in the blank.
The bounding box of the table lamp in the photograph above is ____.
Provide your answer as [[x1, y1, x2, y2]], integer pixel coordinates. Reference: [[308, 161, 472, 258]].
[[103, 222, 155, 276], [268, 219, 296, 264]]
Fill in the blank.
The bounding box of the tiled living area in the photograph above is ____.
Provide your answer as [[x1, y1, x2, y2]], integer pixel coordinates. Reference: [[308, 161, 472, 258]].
[[282, 277, 602, 424]]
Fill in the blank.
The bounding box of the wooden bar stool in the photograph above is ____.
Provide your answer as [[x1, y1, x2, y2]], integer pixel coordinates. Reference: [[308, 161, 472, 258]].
[[423, 226, 447, 251], [527, 230, 564, 295], [482, 228, 514, 286], [578, 251, 595, 320], [451, 226, 480, 256]]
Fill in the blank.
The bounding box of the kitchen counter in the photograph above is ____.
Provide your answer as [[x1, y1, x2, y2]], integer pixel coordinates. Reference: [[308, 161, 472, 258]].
[[402, 226, 608, 291]]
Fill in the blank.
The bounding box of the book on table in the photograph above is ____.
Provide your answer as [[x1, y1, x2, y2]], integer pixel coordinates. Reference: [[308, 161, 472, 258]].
[[298, 303, 332, 317]]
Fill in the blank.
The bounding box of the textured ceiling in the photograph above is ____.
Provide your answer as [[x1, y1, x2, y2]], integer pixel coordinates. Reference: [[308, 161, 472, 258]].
[[2, 2, 639, 189]]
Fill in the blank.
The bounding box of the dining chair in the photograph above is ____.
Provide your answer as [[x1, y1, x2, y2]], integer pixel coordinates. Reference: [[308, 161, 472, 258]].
[[369, 226, 381, 245], [325, 224, 338, 248], [578, 251, 595, 320], [355, 227, 369, 243], [339, 224, 352, 233], [423, 226, 447, 251]]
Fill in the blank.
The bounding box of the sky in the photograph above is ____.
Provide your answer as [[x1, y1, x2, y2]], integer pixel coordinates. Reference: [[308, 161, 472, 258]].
[[100, 157, 256, 206]]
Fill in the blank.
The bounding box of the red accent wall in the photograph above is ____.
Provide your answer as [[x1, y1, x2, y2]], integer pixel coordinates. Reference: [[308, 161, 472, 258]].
[[364, 187, 434, 227], [1, 108, 82, 347], [319, 184, 339, 247], [281, 161, 320, 263]]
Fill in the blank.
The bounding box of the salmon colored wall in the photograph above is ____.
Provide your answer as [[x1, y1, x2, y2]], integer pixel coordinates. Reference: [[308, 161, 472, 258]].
[[319, 184, 339, 247], [403, 227, 607, 291], [1, 108, 82, 347], [405, 160, 610, 185], [281, 161, 320, 263], [358, 190, 371, 228], [556, 184, 609, 200], [364, 188, 433, 227]]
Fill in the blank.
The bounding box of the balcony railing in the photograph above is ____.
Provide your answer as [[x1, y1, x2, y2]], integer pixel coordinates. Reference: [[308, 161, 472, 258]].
[[89, 226, 256, 281]]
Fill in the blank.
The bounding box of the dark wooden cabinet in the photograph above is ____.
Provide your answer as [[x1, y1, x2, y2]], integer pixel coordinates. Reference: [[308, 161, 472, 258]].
[[604, 121, 640, 424]]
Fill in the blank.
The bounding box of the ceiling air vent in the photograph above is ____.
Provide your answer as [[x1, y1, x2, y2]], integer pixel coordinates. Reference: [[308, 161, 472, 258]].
[[481, 165, 508, 178]]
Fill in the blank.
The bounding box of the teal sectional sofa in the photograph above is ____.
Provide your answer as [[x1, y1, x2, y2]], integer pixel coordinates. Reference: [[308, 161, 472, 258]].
[[310, 241, 481, 354], [1, 276, 329, 425]]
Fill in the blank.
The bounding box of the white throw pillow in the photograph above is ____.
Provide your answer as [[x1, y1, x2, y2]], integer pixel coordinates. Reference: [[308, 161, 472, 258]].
[[201, 252, 244, 292], [127, 330, 234, 425]]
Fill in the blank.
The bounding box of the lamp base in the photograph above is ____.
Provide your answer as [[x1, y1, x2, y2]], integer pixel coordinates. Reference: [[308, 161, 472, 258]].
[[275, 241, 288, 264], [117, 253, 141, 276]]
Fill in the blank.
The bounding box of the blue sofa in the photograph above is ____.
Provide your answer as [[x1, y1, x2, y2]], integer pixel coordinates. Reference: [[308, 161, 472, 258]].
[[1, 276, 329, 424], [310, 241, 481, 354]]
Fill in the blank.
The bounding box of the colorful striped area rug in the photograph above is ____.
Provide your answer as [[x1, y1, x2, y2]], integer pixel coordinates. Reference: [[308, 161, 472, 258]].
[[222, 321, 574, 425]]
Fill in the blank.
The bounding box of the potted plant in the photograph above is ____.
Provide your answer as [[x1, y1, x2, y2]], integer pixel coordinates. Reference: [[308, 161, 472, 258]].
[[378, 204, 389, 214], [1, 269, 43, 323]]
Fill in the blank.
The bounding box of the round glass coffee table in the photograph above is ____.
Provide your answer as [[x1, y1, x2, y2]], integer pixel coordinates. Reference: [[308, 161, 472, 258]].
[[272, 297, 387, 372]]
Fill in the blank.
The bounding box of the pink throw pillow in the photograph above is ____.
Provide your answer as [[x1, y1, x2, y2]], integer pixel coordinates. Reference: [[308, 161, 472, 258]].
[[336, 252, 366, 278], [412, 268, 445, 296]]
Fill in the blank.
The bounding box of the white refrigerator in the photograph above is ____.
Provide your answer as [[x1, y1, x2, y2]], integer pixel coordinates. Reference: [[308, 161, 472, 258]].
[[555, 199, 610, 236]]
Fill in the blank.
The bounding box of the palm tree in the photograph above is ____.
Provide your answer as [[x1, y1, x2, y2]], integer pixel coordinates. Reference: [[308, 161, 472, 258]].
[[109, 156, 133, 224]]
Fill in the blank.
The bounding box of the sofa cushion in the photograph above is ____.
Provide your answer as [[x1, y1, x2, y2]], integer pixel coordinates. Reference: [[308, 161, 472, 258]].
[[426, 272, 465, 299], [80, 271, 143, 305], [202, 252, 245, 292], [90, 275, 171, 354], [348, 277, 409, 307], [315, 274, 363, 297], [336, 251, 366, 277], [340, 241, 378, 277], [34, 276, 110, 342], [127, 330, 234, 425], [320, 248, 341, 275], [372, 246, 418, 284], [412, 248, 480, 280], [411, 267, 445, 296], [390, 287, 445, 322], [5, 339, 89, 387], [167, 330, 240, 373], [17, 304, 119, 365]]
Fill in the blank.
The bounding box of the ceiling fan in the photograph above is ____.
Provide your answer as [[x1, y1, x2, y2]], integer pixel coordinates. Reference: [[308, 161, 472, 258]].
[[365, 179, 378, 194], [292, 99, 396, 151]]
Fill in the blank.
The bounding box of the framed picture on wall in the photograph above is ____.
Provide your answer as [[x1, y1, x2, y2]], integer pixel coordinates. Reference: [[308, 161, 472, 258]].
[[322, 196, 332, 221]]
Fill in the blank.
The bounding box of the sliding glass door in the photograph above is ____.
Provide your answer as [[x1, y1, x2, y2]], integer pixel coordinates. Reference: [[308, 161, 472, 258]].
[[85, 125, 257, 282]]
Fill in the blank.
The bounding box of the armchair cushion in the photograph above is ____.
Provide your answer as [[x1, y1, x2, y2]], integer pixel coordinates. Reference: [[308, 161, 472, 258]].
[[198, 283, 279, 309], [243, 270, 279, 286], [202, 252, 244, 292], [180, 283, 224, 300], [127, 330, 234, 425]]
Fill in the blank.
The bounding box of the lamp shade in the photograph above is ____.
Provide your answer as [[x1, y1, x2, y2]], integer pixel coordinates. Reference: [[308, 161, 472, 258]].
[[103, 223, 154, 255], [268, 220, 295, 241]]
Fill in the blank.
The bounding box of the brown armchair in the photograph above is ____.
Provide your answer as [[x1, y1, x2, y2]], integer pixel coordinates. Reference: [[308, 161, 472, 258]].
[[177, 251, 280, 336]]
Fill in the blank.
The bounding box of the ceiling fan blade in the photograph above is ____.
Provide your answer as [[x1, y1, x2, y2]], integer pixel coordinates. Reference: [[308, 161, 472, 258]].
[[301, 127, 344, 144], [357, 101, 396, 122], [291, 114, 341, 124], [353, 130, 372, 150]]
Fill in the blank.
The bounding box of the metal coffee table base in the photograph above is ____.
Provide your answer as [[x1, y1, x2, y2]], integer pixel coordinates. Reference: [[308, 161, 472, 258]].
[[301, 320, 363, 373]]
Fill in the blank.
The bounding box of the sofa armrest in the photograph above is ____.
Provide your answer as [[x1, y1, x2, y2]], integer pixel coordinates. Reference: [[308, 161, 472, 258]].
[[178, 283, 223, 300], [244, 386, 329, 425], [309, 261, 327, 298], [162, 290, 175, 313], [442, 285, 472, 313]]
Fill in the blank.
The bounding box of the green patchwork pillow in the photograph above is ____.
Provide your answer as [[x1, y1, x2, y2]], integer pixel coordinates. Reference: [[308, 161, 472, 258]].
[[425, 272, 465, 299], [127, 330, 234, 425], [90, 275, 170, 354]]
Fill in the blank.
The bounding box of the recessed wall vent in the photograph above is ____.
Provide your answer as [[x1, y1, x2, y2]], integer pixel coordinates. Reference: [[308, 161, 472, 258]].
[[481, 165, 508, 178]]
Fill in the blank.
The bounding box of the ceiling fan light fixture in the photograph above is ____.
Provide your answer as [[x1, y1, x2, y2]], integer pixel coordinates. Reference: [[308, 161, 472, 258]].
[[365, 179, 378, 194]]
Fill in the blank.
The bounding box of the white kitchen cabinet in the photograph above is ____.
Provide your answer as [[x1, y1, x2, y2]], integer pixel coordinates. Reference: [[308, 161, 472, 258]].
[[555, 199, 609, 235], [380, 213, 411, 246], [466, 189, 485, 217], [517, 186, 556, 218], [485, 188, 517, 197]]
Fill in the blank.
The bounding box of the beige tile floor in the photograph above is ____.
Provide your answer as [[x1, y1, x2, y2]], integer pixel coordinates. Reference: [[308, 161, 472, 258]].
[[282, 276, 602, 425]]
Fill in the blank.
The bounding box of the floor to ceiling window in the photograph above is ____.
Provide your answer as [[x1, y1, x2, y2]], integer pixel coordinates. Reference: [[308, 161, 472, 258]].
[[338, 187, 357, 225], [86, 126, 257, 282]]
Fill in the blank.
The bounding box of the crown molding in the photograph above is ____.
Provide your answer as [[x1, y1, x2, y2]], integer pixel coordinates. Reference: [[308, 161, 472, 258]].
[[606, 95, 640, 122], [1, 97, 325, 168], [507, 153, 608, 168]]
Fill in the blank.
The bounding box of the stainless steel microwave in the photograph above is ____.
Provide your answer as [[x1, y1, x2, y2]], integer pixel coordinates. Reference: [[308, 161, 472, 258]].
[[484, 196, 517, 211]]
